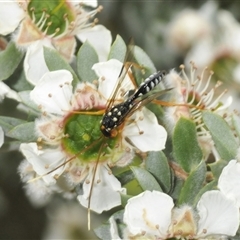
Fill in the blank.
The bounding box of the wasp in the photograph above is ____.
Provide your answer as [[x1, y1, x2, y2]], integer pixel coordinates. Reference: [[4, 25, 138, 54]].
[[27, 40, 174, 230]]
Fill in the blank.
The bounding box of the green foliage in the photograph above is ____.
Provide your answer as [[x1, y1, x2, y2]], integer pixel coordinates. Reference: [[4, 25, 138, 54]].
[[18, 91, 39, 115], [43, 47, 79, 85], [94, 210, 124, 240], [108, 35, 127, 62], [77, 41, 98, 82], [203, 111, 238, 161], [209, 159, 229, 179], [0, 117, 36, 142], [193, 180, 217, 206], [133, 45, 156, 74], [173, 117, 203, 173], [232, 113, 240, 140], [145, 151, 172, 192], [178, 161, 206, 206], [130, 166, 163, 192], [0, 42, 24, 81]]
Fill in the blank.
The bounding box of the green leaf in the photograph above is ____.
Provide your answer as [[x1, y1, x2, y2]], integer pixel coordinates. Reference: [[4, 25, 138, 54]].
[[209, 159, 228, 179], [7, 122, 37, 142], [77, 41, 98, 82], [0, 42, 24, 81], [18, 91, 39, 114], [43, 47, 79, 85], [145, 151, 171, 192], [120, 193, 132, 208], [170, 176, 184, 201], [94, 211, 124, 240], [116, 169, 135, 186], [130, 166, 162, 192], [10, 70, 33, 92], [132, 46, 157, 87], [232, 113, 240, 140], [94, 224, 111, 240], [108, 35, 127, 62], [133, 45, 156, 74], [193, 180, 217, 206], [0, 116, 27, 133], [178, 161, 206, 206], [203, 111, 238, 161], [173, 117, 203, 172]]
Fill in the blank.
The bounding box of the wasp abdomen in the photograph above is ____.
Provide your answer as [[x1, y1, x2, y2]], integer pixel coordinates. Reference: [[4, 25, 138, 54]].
[[132, 70, 166, 101]]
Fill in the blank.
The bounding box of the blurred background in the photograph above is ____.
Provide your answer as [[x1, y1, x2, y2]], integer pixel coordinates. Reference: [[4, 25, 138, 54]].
[[1, 0, 240, 239]]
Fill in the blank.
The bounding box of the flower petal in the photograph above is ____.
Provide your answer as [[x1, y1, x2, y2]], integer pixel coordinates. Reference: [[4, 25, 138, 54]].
[[124, 108, 167, 152], [77, 164, 126, 213], [218, 159, 240, 207], [77, 25, 112, 61], [0, 126, 4, 148], [30, 70, 73, 115], [93, 59, 134, 101], [197, 190, 239, 238], [20, 143, 67, 185], [52, 36, 76, 61], [24, 40, 53, 85], [0, 2, 24, 35], [123, 190, 174, 238], [109, 216, 122, 240]]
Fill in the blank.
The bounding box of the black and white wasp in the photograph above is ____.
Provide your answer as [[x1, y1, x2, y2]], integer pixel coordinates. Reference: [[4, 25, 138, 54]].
[[100, 70, 167, 138], [30, 39, 170, 230]]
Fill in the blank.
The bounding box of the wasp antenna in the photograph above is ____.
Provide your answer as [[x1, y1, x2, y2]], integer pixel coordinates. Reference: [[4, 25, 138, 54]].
[[87, 140, 105, 230], [27, 136, 104, 185], [27, 175, 44, 183], [69, 110, 105, 115], [88, 208, 91, 231]]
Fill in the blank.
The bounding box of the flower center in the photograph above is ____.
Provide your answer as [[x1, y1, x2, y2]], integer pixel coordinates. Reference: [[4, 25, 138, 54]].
[[62, 113, 118, 162], [27, 0, 75, 37]]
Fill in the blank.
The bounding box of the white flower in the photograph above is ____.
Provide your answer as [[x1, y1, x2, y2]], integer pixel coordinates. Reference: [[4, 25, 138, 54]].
[[122, 190, 239, 239], [0, 0, 111, 85], [124, 190, 174, 239], [218, 159, 240, 208], [18, 160, 63, 207], [196, 190, 239, 239], [20, 59, 167, 213], [164, 63, 232, 161], [166, 2, 213, 53]]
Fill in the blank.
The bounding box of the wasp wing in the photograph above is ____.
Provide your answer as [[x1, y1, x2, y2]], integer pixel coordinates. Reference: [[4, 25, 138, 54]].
[[105, 38, 135, 110]]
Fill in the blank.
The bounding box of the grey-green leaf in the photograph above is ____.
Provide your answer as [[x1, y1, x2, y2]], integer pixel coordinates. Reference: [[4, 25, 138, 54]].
[[108, 35, 127, 62], [77, 41, 98, 82], [193, 180, 217, 206], [130, 166, 162, 192], [203, 111, 238, 161], [94, 211, 124, 240], [209, 159, 228, 179], [0, 116, 27, 133], [133, 45, 156, 74], [43, 47, 79, 85], [145, 151, 171, 192], [18, 91, 39, 114], [178, 161, 206, 206], [7, 122, 37, 142], [173, 117, 203, 172], [0, 42, 24, 81], [232, 113, 240, 140]]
